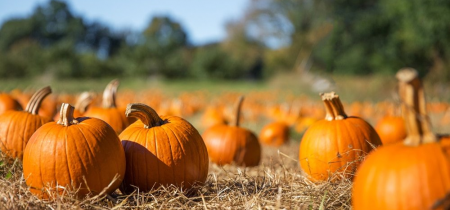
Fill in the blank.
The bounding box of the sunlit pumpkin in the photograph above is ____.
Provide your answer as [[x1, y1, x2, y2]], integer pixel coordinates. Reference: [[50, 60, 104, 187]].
[[375, 116, 407, 145], [352, 68, 450, 210], [84, 79, 129, 134], [0, 86, 53, 159], [23, 103, 126, 199], [119, 103, 209, 193], [299, 92, 382, 182], [0, 93, 22, 115], [259, 121, 290, 147], [203, 96, 261, 167]]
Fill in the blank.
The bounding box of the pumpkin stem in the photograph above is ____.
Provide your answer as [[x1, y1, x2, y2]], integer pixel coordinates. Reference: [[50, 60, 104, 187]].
[[57, 103, 78, 126], [234, 96, 244, 127], [126, 103, 164, 128], [24, 86, 52, 115], [102, 79, 119, 109], [75, 91, 94, 113], [396, 68, 436, 146], [321, 92, 347, 121]]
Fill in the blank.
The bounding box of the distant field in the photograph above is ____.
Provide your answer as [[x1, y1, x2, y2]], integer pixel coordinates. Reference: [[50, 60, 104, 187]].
[[1, 72, 448, 102]]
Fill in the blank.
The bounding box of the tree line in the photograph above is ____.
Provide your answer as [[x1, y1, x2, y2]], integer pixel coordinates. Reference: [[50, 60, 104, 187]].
[[1, 0, 449, 81]]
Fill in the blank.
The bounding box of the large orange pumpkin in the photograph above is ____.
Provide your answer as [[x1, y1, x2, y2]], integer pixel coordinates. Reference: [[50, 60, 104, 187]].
[[84, 79, 129, 134], [23, 103, 126, 199], [202, 96, 261, 167], [0, 86, 53, 159], [352, 68, 450, 210], [119, 103, 209, 193], [299, 92, 382, 182], [0, 93, 22, 115]]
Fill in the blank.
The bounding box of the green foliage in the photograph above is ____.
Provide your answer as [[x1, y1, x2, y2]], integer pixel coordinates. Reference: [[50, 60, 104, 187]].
[[1, 0, 450, 81]]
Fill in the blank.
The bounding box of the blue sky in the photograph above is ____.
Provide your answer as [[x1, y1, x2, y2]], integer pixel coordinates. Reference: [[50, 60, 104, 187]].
[[0, 0, 250, 45]]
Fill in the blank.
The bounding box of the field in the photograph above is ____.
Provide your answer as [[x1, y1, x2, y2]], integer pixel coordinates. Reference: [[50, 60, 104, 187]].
[[1, 72, 450, 209]]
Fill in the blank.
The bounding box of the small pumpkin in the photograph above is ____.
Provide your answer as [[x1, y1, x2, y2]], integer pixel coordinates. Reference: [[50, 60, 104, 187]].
[[84, 79, 129, 134], [0, 86, 53, 159], [375, 115, 407, 145], [119, 103, 209, 193], [352, 68, 450, 210], [202, 96, 261, 167], [0, 93, 22, 115], [23, 103, 126, 199], [259, 121, 290, 147], [299, 92, 382, 182]]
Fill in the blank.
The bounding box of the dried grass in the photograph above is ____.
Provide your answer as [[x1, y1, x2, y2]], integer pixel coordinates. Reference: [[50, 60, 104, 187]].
[[0, 143, 354, 210]]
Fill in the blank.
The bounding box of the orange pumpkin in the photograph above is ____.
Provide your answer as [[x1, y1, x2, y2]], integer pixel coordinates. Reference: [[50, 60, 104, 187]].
[[259, 121, 290, 147], [375, 116, 407, 145], [23, 103, 126, 199], [352, 68, 450, 210], [203, 96, 261, 167], [53, 91, 95, 121], [0, 87, 53, 159], [84, 79, 129, 134], [0, 93, 22, 115], [299, 92, 382, 182], [119, 103, 209, 193]]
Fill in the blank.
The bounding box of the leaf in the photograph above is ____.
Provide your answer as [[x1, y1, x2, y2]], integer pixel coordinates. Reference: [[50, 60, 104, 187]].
[[5, 171, 12, 179], [0, 161, 4, 167]]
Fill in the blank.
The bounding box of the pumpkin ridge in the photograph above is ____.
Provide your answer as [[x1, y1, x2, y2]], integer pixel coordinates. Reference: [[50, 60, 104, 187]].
[[134, 126, 147, 187], [223, 127, 234, 164], [160, 126, 176, 185], [37, 125, 53, 191], [153, 126, 161, 187], [163, 124, 187, 186], [343, 119, 363, 165], [143, 128, 151, 191], [21, 113, 32, 153], [74, 124, 98, 178]]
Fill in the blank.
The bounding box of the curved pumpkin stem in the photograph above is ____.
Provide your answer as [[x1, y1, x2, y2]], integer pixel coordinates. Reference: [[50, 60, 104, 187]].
[[396, 68, 436, 146], [25, 86, 52, 115], [75, 91, 94, 113], [102, 79, 119, 109], [321, 92, 347, 121], [126, 103, 164, 128], [57, 103, 78, 126], [234, 96, 244, 127]]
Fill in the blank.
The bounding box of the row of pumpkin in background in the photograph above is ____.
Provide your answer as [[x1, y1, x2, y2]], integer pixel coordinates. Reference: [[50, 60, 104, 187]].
[[0, 68, 449, 209]]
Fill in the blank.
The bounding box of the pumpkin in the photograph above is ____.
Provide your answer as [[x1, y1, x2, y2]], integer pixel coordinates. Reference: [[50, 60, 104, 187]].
[[23, 103, 126, 199], [0, 86, 53, 159], [259, 121, 290, 147], [352, 68, 450, 210], [119, 103, 209, 193], [53, 91, 95, 121], [202, 96, 261, 167], [84, 79, 129, 134], [375, 116, 407, 145], [0, 93, 22, 115], [299, 92, 382, 182]]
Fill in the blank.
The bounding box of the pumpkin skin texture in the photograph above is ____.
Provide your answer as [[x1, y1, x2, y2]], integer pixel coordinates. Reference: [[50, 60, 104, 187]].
[[0, 93, 22, 115], [84, 79, 129, 134], [352, 142, 450, 210], [259, 121, 289, 147], [375, 116, 407, 145], [23, 103, 126, 199], [119, 103, 209, 193], [202, 96, 261, 167], [299, 92, 382, 182], [0, 87, 53, 159]]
